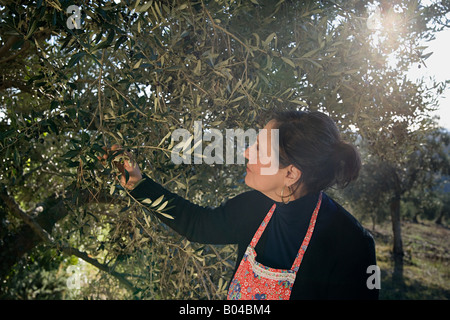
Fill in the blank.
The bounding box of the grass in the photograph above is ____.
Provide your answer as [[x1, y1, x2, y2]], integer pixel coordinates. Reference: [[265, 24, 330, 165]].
[[370, 219, 450, 300]]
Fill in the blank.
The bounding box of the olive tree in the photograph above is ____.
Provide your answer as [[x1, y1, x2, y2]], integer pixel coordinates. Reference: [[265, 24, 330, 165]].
[[1, 0, 448, 298]]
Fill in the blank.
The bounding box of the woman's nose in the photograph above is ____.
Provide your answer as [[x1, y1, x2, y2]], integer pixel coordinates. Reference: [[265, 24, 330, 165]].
[[244, 146, 250, 160]]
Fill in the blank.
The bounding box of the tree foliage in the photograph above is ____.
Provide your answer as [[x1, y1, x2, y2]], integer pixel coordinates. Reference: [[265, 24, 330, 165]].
[[1, 0, 449, 299]]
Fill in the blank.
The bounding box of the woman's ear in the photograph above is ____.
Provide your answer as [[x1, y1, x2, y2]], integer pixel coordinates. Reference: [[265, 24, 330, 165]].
[[285, 165, 302, 187]]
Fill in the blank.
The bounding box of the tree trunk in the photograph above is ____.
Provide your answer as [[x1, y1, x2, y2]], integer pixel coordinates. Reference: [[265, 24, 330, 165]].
[[390, 194, 404, 286], [435, 208, 445, 225], [412, 210, 419, 223], [0, 195, 68, 280], [0, 188, 115, 280]]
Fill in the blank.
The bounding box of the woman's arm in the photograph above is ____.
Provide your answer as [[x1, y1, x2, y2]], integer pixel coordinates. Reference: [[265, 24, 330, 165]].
[[129, 174, 244, 245], [326, 220, 379, 300], [101, 145, 243, 245]]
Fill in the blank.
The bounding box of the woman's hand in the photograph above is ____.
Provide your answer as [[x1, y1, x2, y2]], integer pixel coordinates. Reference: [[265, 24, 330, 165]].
[[100, 144, 143, 190]]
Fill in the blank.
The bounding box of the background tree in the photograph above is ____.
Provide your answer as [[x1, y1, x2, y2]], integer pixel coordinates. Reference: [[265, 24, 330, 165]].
[[1, 0, 449, 299], [343, 127, 450, 284]]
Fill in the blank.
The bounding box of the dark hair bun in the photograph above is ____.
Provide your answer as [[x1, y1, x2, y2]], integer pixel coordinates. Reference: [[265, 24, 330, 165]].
[[273, 110, 361, 193], [332, 141, 361, 189]]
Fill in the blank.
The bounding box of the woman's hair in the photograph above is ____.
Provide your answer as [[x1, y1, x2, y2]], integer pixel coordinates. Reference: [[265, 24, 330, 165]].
[[272, 110, 361, 194]]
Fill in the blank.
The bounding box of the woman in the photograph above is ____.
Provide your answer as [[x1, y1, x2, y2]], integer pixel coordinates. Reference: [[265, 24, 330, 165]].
[[109, 110, 379, 300]]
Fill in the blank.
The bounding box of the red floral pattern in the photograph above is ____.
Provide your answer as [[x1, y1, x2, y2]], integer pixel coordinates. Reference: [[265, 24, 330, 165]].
[[227, 192, 322, 300]]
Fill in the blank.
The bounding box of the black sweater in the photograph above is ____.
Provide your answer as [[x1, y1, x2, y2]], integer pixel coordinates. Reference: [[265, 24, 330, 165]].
[[130, 175, 379, 300]]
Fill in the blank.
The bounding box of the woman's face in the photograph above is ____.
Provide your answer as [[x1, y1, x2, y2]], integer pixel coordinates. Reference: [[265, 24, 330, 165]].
[[244, 120, 288, 201]]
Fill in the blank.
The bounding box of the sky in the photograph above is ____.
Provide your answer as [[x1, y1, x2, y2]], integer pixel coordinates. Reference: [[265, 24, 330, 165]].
[[408, 28, 450, 130]]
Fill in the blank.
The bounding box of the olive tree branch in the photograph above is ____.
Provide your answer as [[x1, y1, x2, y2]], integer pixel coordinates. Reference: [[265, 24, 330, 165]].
[[0, 186, 139, 293]]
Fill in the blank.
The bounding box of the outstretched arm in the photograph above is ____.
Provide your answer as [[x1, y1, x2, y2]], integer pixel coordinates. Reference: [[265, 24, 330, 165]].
[[101, 144, 242, 245], [129, 174, 243, 245]]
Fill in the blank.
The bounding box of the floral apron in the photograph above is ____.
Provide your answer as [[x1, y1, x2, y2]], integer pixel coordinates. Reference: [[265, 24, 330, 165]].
[[227, 192, 323, 300]]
